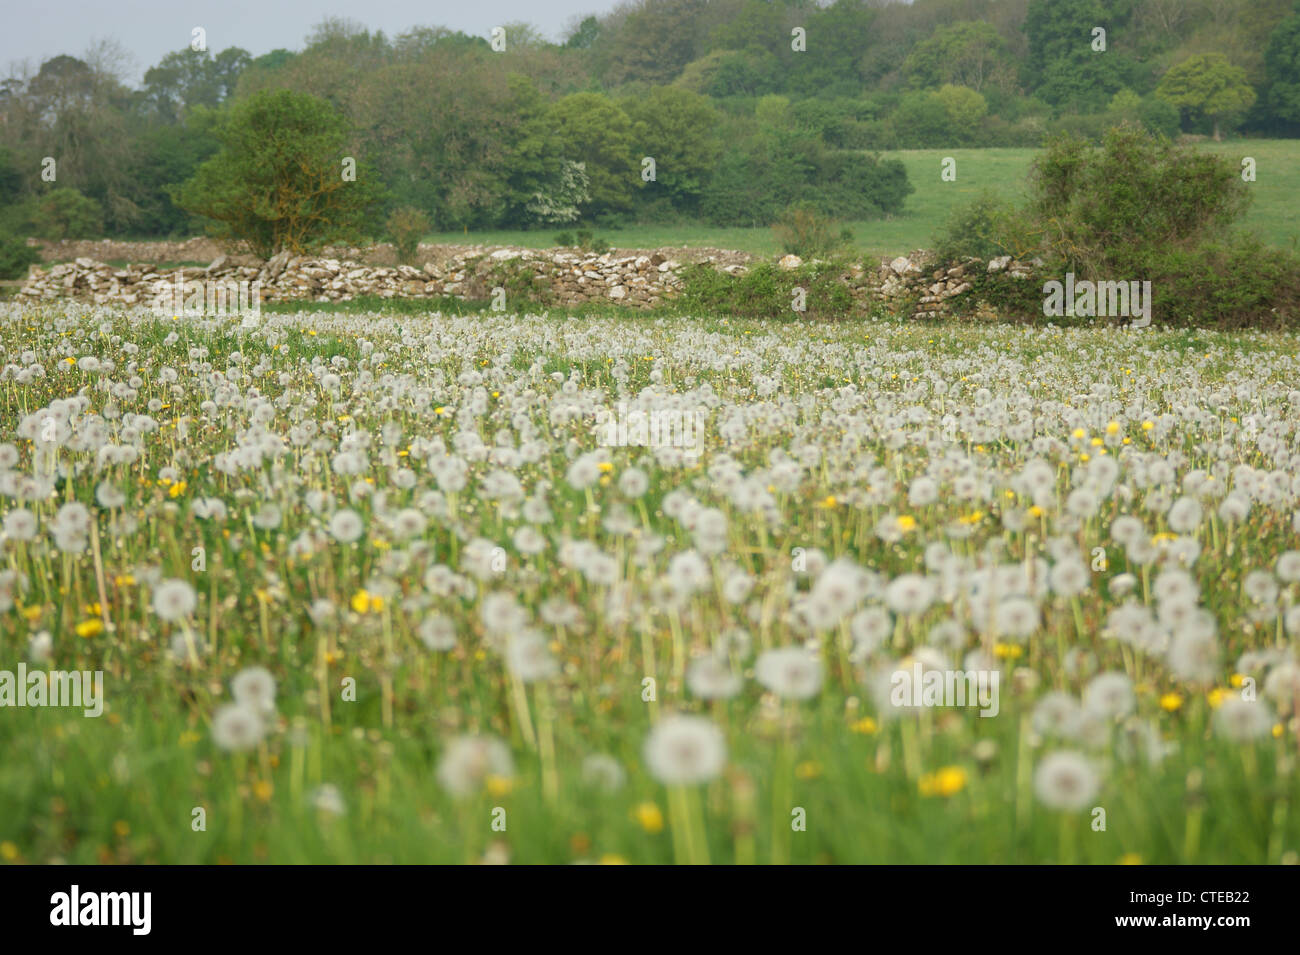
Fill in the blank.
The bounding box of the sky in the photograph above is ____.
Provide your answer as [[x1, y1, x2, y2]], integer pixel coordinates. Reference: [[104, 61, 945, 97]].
[[2, 0, 618, 85]]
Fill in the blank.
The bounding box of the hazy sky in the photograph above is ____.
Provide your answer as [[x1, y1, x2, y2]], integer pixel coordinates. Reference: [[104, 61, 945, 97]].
[[3, 0, 617, 84]]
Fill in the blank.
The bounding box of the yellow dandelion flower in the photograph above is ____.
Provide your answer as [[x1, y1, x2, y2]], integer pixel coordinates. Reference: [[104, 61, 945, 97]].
[[1118, 853, 1142, 865], [350, 590, 372, 614], [486, 775, 513, 798], [75, 619, 104, 638], [633, 802, 664, 833], [919, 766, 968, 798], [993, 642, 1023, 660], [1207, 687, 1227, 708], [850, 716, 878, 735], [896, 515, 917, 532], [1159, 693, 1183, 712], [1229, 673, 1244, 689], [252, 780, 274, 802]]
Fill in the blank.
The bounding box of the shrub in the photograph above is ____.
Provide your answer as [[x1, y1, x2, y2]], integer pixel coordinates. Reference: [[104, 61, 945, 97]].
[[28, 188, 104, 240], [679, 260, 855, 319], [0, 232, 41, 280], [932, 190, 1039, 263], [386, 207, 430, 264], [773, 205, 852, 259], [1031, 124, 1248, 276]]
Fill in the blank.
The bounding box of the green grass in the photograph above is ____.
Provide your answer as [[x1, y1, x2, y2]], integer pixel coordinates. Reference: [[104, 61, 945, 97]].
[[427, 140, 1300, 262]]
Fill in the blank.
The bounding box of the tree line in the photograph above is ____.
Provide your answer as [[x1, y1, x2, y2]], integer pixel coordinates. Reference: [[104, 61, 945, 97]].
[[2, 0, 1299, 259]]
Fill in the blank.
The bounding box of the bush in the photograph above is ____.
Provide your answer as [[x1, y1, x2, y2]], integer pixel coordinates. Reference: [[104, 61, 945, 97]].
[[701, 130, 911, 226], [932, 190, 1039, 263], [1031, 124, 1248, 276], [386, 207, 430, 264], [987, 123, 1300, 327], [28, 188, 104, 240], [773, 205, 852, 259], [0, 232, 41, 280], [678, 260, 855, 319]]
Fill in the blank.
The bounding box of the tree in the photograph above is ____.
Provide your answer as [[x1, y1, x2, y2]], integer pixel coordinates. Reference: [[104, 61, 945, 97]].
[[565, 16, 600, 50], [934, 84, 989, 143], [623, 87, 721, 212], [1264, 6, 1300, 126], [524, 160, 590, 225], [1024, 0, 1122, 112], [1156, 53, 1257, 140], [547, 92, 637, 219], [172, 89, 383, 256], [140, 47, 250, 121], [902, 21, 1011, 93], [596, 0, 710, 87]]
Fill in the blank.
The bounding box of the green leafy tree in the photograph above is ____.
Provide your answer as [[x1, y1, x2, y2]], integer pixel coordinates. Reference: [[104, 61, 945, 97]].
[[172, 89, 383, 256], [902, 21, 1011, 92], [1024, 0, 1122, 112], [30, 187, 104, 239], [1263, 6, 1300, 126], [889, 91, 953, 148], [1156, 53, 1257, 140], [624, 87, 721, 212], [934, 84, 989, 143], [547, 92, 637, 219], [140, 47, 251, 121]]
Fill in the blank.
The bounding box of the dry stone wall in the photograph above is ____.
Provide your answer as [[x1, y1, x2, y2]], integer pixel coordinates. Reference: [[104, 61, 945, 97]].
[[19, 244, 1044, 318]]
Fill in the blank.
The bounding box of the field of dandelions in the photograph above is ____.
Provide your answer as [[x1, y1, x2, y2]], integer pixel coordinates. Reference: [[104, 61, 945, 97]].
[[2, 301, 1300, 865]]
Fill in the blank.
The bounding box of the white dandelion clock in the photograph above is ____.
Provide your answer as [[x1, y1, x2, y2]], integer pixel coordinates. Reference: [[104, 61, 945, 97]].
[[211, 703, 266, 752], [686, 654, 742, 700], [329, 508, 364, 543], [1213, 698, 1274, 742], [504, 630, 559, 682], [755, 646, 824, 700], [231, 666, 277, 716], [152, 578, 197, 622], [436, 735, 515, 797], [1082, 672, 1135, 720], [643, 715, 727, 785], [1033, 751, 1099, 811]]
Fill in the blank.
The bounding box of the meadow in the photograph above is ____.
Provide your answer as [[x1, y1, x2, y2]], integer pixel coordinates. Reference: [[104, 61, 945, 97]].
[[421, 140, 1300, 261], [0, 301, 1298, 865]]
